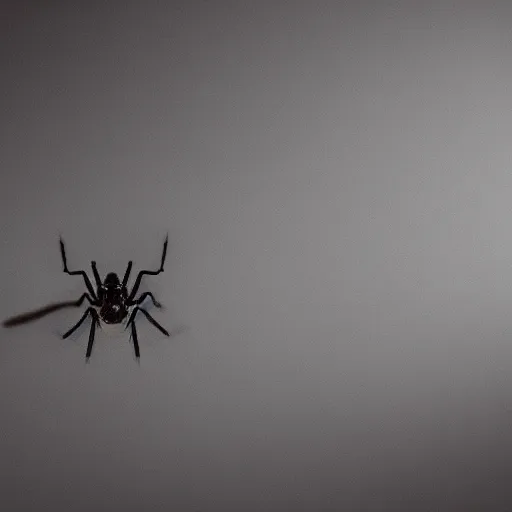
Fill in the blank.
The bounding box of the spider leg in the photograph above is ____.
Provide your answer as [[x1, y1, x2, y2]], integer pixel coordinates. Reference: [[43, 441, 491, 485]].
[[75, 293, 98, 307], [127, 235, 168, 302], [85, 309, 100, 361], [127, 306, 169, 336], [91, 261, 102, 288], [130, 319, 140, 358], [62, 306, 97, 340], [129, 291, 162, 308], [122, 261, 133, 288], [59, 238, 98, 300], [126, 306, 169, 358]]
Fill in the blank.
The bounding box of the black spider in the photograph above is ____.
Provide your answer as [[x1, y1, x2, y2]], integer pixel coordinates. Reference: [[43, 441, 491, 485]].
[[3, 236, 170, 360]]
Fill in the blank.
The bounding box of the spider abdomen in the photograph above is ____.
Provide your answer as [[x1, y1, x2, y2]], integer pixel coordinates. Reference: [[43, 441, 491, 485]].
[[100, 303, 128, 324]]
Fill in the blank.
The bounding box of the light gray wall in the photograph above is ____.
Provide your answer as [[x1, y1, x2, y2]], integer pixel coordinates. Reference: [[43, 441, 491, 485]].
[[2, 1, 512, 510]]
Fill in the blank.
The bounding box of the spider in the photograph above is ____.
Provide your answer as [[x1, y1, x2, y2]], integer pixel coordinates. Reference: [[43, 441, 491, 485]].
[[3, 236, 170, 360]]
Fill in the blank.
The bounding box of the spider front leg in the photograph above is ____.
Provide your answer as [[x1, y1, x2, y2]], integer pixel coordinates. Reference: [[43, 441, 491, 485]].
[[122, 261, 133, 288], [60, 238, 98, 300], [62, 307, 101, 361], [127, 235, 168, 302], [91, 261, 102, 288]]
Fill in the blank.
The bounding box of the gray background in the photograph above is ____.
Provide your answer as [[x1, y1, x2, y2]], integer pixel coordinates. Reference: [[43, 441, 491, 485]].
[[2, 1, 512, 510]]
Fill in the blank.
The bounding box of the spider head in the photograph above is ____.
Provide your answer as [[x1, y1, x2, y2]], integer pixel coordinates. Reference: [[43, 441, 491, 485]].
[[104, 273, 120, 286], [99, 273, 126, 304]]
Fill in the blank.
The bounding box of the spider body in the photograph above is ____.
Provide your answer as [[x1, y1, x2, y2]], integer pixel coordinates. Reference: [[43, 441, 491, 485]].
[[3, 236, 170, 360], [98, 273, 129, 324]]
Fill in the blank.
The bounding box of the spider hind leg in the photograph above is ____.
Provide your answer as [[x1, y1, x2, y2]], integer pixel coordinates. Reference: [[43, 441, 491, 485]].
[[62, 307, 100, 361]]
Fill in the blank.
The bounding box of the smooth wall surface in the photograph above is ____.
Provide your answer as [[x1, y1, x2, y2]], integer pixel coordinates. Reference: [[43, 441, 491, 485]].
[[2, 1, 512, 510]]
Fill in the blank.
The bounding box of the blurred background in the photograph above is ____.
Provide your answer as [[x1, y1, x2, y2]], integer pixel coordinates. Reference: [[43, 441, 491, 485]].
[[2, 1, 512, 510]]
